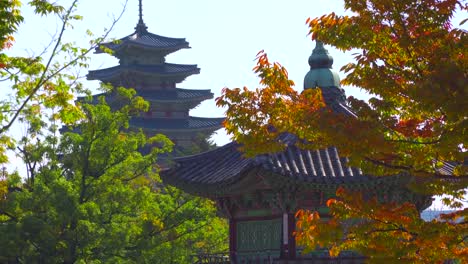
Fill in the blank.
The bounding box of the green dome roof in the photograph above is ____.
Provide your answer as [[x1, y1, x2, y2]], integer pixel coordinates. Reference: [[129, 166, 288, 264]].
[[304, 41, 341, 89]]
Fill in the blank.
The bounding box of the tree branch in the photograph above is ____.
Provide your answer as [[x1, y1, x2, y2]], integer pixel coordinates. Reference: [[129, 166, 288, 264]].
[[0, 0, 128, 134]]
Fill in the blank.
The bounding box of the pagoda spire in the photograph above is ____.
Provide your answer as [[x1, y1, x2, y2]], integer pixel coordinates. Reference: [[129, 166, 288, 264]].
[[135, 0, 148, 34]]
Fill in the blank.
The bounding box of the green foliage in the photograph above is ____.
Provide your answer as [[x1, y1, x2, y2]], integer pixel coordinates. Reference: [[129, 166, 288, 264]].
[[0, 90, 226, 263], [0, 1, 227, 262], [0, 0, 22, 49], [0, 0, 126, 164]]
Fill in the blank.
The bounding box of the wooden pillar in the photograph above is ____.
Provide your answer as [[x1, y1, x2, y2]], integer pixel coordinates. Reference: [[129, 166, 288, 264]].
[[280, 212, 297, 260], [288, 212, 296, 259], [229, 218, 237, 263], [280, 213, 289, 259]]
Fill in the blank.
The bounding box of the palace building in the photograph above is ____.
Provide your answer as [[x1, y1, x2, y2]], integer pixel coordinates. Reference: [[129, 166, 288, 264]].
[[162, 41, 433, 263]]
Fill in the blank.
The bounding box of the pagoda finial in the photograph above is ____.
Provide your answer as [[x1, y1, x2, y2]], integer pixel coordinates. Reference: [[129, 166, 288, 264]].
[[315, 40, 325, 50], [135, 0, 148, 34], [308, 40, 333, 69]]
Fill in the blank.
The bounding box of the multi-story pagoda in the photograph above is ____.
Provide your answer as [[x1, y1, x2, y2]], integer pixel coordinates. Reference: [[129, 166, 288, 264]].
[[161, 41, 433, 263], [87, 0, 223, 149]]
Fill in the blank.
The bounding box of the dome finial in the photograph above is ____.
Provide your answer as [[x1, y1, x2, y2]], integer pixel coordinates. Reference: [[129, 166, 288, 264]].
[[304, 40, 347, 108], [135, 0, 148, 34], [308, 40, 333, 69]]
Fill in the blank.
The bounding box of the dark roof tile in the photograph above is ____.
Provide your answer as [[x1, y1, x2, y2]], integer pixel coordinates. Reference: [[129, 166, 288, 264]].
[[130, 116, 224, 131], [97, 31, 189, 53], [87, 63, 199, 81], [78, 88, 213, 104], [137, 88, 213, 102], [162, 135, 379, 193]]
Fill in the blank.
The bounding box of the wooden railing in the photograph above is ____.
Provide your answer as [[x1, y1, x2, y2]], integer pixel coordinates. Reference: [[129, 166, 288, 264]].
[[192, 251, 367, 264], [192, 253, 230, 264]]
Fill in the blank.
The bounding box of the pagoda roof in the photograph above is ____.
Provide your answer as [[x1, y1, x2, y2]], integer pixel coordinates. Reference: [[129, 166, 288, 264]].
[[87, 63, 199, 81], [80, 88, 213, 104], [138, 88, 213, 102], [161, 134, 400, 196], [96, 31, 189, 54], [130, 116, 224, 131]]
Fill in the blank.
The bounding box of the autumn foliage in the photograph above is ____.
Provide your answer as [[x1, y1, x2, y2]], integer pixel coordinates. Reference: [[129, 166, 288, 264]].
[[295, 187, 467, 262], [217, 0, 467, 262]]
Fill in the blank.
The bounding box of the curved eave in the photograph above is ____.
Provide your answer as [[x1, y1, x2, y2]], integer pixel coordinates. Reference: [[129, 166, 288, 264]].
[[162, 161, 405, 198], [77, 89, 214, 106], [161, 142, 255, 197], [160, 135, 419, 198], [138, 88, 214, 103], [97, 42, 190, 53], [129, 117, 225, 131], [147, 95, 212, 104], [87, 64, 200, 81], [265, 169, 405, 192], [95, 32, 190, 55], [139, 126, 223, 134], [162, 165, 260, 198]]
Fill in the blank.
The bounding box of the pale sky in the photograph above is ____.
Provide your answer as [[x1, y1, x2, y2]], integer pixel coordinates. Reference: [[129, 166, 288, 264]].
[[9, 0, 466, 209]]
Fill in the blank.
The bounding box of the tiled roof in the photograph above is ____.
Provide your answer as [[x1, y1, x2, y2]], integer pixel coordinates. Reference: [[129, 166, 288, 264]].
[[87, 63, 200, 81], [81, 88, 213, 104], [165, 142, 251, 185], [97, 31, 189, 53], [162, 134, 387, 194], [138, 88, 213, 102], [130, 116, 224, 131], [257, 138, 365, 183], [437, 161, 459, 176]]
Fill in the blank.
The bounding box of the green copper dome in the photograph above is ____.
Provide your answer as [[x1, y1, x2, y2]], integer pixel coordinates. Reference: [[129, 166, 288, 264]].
[[304, 41, 341, 89]]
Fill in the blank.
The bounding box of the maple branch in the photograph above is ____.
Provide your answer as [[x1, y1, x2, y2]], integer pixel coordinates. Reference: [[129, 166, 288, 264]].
[[391, 5, 425, 78], [364, 156, 412, 171], [363, 156, 468, 180], [364, 227, 418, 240], [386, 138, 442, 145]]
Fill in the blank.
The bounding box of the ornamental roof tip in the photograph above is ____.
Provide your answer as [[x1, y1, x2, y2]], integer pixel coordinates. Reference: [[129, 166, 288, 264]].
[[95, 1, 190, 54], [308, 40, 334, 69], [304, 40, 350, 107], [134, 0, 148, 35]]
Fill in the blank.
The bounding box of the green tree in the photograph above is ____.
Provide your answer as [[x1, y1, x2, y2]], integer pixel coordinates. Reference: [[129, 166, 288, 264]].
[[0, 0, 126, 199], [0, 1, 227, 262], [163, 134, 228, 263], [0, 89, 226, 263], [0, 0, 127, 161], [216, 0, 466, 262]]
